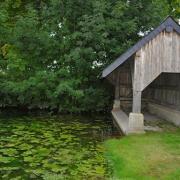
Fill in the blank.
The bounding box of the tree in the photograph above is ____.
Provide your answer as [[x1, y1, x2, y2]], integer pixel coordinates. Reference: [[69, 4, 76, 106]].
[[0, 0, 176, 112]]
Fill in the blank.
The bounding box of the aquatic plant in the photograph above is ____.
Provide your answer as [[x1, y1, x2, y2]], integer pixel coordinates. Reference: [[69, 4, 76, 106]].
[[0, 115, 113, 179]]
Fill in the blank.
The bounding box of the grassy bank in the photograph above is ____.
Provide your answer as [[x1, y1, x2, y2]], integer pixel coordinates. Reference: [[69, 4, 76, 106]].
[[105, 130, 180, 180]]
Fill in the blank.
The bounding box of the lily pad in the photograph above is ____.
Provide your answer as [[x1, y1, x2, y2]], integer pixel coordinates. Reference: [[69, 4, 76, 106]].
[[0, 156, 15, 163], [0, 115, 113, 179], [0, 148, 18, 156]]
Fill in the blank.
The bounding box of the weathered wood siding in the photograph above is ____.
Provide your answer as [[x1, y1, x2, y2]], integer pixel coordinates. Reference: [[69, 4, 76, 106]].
[[107, 61, 133, 99], [107, 29, 180, 112], [134, 31, 180, 92], [144, 73, 180, 110]]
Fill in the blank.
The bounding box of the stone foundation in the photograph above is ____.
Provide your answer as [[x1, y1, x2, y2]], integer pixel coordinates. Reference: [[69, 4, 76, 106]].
[[128, 113, 144, 134]]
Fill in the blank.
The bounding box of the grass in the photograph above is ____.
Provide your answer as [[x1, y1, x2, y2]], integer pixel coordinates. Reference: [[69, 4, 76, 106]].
[[104, 130, 180, 180]]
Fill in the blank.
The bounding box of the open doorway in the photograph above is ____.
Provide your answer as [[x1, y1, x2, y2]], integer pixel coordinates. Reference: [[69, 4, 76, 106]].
[[142, 73, 180, 129]]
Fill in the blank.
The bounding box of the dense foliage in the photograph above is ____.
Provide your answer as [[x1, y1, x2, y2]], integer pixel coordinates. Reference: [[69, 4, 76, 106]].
[[0, 0, 178, 112]]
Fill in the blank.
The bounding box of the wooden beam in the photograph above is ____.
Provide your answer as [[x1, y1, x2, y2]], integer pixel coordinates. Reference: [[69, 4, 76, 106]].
[[178, 75, 180, 90], [130, 59, 134, 85], [115, 75, 120, 100], [132, 90, 142, 113]]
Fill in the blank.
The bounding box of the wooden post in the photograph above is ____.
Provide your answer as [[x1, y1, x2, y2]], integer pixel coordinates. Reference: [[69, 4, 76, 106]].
[[129, 86, 144, 134], [132, 90, 142, 113], [114, 71, 120, 100], [178, 74, 180, 90], [115, 83, 120, 100], [131, 53, 142, 113], [113, 76, 120, 110], [130, 59, 134, 85], [128, 52, 144, 134]]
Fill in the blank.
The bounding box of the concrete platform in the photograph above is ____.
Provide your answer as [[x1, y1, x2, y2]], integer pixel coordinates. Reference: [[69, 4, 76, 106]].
[[111, 108, 177, 135], [144, 113, 163, 132], [112, 109, 129, 135], [148, 103, 180, 127], [112, 109, 144, 135], [144, 112, 178, 131]]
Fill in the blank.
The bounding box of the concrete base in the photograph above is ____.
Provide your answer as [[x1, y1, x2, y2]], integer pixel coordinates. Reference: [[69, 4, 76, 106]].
[[148, 103, 180, 127], [112, 110, 145, 135], [113, 100, 121, 110], [112, 109, 129, 135], [128, 113, 145, 134]]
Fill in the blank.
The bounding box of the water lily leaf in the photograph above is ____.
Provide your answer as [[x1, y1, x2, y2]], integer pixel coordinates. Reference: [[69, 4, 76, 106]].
[[4, 143, 17, 147], [42, 173, 65, 180], [32, 168, 47, 175], [60, 134, 75, 139], [23, 156, 34, 162], [18, 143, 33, 150], [36, 148, 51, 157], [43, 162, 61, 173], [29, 162, 41, 167], [0, 116, 110, 179], [95, 166, 105, 175], [9, 176, 22, 180], [30, 139, 40, 143], [22, 150, 33, 156], [0, 148, 18, 156], [0, 156, 15, 163], [0, 166, 20, 171]]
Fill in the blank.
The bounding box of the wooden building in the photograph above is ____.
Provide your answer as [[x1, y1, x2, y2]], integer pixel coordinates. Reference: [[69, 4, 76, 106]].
[[102, 17, 180, 134]]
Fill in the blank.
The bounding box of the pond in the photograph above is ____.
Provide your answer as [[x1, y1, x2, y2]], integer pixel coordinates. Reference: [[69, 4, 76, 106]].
[[0, 115, 119, 179]]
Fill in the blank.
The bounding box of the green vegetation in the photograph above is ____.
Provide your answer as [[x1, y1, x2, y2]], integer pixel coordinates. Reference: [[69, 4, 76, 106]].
[[105, 130, 180, 180], [0, 115, 113, 179], [0, 0, 178, 112], [0, 1, 180, 177]]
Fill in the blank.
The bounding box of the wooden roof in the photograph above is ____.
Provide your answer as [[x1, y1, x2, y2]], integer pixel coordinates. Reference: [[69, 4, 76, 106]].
[[102, 16, 180, 78]]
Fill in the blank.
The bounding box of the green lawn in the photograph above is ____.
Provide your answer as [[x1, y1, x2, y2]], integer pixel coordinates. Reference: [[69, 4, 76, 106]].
[[105, 130, 180, 180]]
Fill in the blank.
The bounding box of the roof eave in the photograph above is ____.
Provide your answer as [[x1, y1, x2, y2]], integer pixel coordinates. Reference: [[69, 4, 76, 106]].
[[102, 16, 180, 78]]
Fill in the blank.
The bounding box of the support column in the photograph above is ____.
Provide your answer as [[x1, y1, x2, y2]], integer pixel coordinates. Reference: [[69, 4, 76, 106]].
[[132, 91, 142, 113], [128, 52, 144, 134], [128, 90, 144, 133], [113, 78, 120, 110]]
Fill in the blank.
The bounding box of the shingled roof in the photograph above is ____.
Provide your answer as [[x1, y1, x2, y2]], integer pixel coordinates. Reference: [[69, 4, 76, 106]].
[[102, 16, 180, 78]]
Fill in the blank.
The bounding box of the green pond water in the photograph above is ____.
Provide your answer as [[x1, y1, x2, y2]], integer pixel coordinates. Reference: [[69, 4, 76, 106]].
[[0, 115, 118, 179]]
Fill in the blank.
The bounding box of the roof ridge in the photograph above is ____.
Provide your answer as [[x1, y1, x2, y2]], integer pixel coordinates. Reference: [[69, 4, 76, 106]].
[[102, 16, 180, 78]]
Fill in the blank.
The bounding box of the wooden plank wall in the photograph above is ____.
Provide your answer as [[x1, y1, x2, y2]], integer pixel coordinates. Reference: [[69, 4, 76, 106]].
[[107, 30, 180, 112], [144, 73, 180, 110], [107, 61, 133, 99], [134, 31, 180, 92], [108, 70, 180, 111], [107, 61, 133, 111]]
